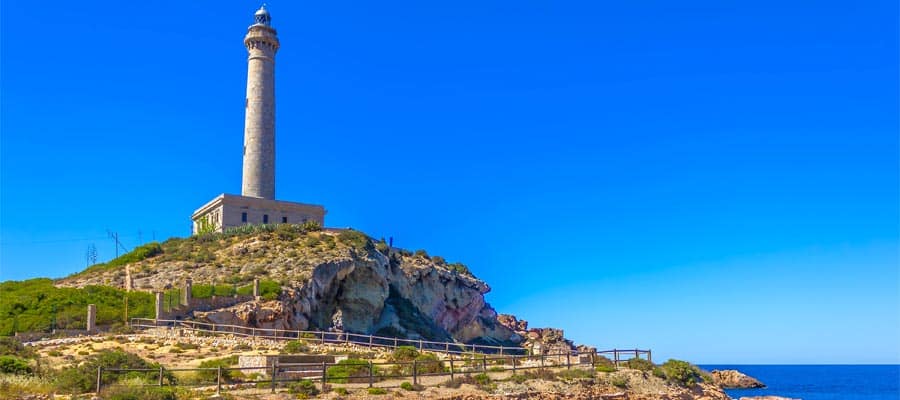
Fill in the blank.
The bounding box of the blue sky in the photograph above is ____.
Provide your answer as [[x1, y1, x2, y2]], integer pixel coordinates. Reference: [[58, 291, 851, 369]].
[[1, 1, 897, 364]]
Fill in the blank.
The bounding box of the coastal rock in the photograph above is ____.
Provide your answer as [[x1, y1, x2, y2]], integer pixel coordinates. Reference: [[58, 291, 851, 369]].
[[711, 369, 766, 389]]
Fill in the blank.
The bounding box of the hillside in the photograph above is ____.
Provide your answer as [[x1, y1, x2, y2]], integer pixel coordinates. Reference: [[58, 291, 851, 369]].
[[56, 224, 520, 345]]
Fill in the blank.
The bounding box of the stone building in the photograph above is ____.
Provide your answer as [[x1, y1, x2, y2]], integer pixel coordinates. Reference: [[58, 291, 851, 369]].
[[192, 6, 325, 234]]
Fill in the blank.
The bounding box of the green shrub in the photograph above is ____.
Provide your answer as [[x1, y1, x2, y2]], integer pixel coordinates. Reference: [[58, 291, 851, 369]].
[[0, 337, 35, 359], [326, 359, 373, 383], [660, 359, 702, 387], [596, 364, 616, 373], [413, 352, 444, 374], [400, 381, 414, 391], [288, 379, 320, 396], [556, 368, 594, 380], [609, 374, 628, 388], [102, 385, 176, 400], [300, 220, 322, 232], [509, 374, 528, 383], [337, 230, 369, 251], [389, 346, 419, 362], [623, 357, 654, 372], [367, 387, 388, 395], [431, 256, 445, 265], [194, 356, 239, 383], [652, 367, 666, 379], [375, 240, 389, 254], [0, 356, 31, 374], [54, 350, 171, 394], [333, 387, 349, 395], [414, 249, 429, 259], [0, 279, 154, 335], [447, 262, 472, 276], [283, 340, 309, 354], [474, 373, 491, 386]]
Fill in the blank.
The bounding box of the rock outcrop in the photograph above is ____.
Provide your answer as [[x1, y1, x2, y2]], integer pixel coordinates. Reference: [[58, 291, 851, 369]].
[[61, 228, 522, 346], [711, 369, 766, 389], [497, 313, 577, 354]]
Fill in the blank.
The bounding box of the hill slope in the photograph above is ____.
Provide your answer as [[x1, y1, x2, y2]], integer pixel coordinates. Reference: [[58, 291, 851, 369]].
[[58, 224, 520, 345]]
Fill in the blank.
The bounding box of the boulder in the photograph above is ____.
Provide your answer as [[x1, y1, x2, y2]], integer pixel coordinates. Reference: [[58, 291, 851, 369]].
[[711, 369, 766, 389]]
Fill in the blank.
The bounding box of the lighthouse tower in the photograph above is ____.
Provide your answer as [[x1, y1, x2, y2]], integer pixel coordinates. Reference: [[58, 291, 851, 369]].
[[191, 6, 325, 234], [242, 6, 279, 200]]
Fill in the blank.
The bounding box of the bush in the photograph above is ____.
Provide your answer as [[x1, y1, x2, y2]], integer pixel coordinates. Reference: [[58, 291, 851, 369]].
[[102, 385, 176, 400], [447, 262, 472, 276], [623, 357, 654, 372], [0, 356, 31, 374], [389, 346, 419, 361], [474, 373, 491, 386], [556, 368, 594, 380], [660, 359, 702, 387], [337, 230, 369, 251], [283, 340, 309, 354], [333, 387, 349, 395], [430, 256, 445, 265], [54, 350, 171, 394], [0, 338, 35, 359], [0, 279, 155, 335], [300, 220, 322, 232], [400, 381, 414, 391], [194, 356, 239, 383], [414, 249, 429, 259], [609, 374, 628, 388], [326, 359, 372, 383], [288, 379, 320, 397], [367, 387, 388, 395]]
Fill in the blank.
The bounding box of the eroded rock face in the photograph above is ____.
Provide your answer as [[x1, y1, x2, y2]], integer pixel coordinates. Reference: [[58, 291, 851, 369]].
[[193, 245, 521, 345], [711, 369, 766, 389]]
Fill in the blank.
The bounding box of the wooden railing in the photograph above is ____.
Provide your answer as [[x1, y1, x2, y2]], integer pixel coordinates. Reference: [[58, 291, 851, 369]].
[[96, 346, 652, 396], [131, 318, 649, 362]]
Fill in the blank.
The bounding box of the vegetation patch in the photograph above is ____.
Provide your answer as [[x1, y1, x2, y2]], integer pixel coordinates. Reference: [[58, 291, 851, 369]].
[[326, 359, 374, 383], [659, 359, 703, 387], [0, 279, 154, 335]]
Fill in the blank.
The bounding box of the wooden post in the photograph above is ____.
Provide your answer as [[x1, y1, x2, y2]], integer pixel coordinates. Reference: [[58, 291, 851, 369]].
[[499, 346, 504, 356], [540, 352, 545, 369], [449, 356, 455, 382], [512, 355, 517, 375], [613, 349, 619, 369], [368, 361, 374, 388], [270, 362, 277, 393], [418, 339, 423, 350], [394, 337, 398, 348], [445, 342, 449, 353], [369, 335, 374, 348], [159, 366, 164, 386], [566, 352, 571, 370], [648, 350, 652, 363], [95, 366, 102, 395], [635, 349, 639, 360], [412, 360, 418, 385], [482, 355, 487, 372], [321, 362, 327, 392], [321, 331, 326, 345], [591, 350, 596, 369], [216, 366, 222, 395]]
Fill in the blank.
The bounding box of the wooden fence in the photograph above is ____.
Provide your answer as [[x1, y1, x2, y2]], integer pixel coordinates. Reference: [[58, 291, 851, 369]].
[[96, 347, 651, 396]]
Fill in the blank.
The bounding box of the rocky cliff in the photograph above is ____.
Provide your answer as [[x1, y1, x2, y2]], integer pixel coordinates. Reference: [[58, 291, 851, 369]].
[[58, 226, 522, 345]]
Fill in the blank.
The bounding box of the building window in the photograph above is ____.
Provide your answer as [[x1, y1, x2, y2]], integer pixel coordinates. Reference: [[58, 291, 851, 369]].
[[263, 214, 269, 224], [282, 217, 288, 223]]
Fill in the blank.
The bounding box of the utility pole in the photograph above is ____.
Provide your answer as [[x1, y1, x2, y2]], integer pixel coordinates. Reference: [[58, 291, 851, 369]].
[[107, 230, 128, 258], [85, 244, 98, 267]]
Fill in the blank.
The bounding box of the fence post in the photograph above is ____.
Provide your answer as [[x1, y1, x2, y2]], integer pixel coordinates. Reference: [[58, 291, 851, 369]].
[[500, 346, 504, 356], [449, 355, 455, 382], [648, 350, 652, 363], [418, 339, 423, 350], [482, 355, 487, 372], [591, 350, 596, 369], [159, 366, 164, 386], [412, 360, 418, 385], [614, 349, 619, 369], [321, 331, 326, 345], [394, 337, 398, 348], [95, 366, 102, 395], [369, 335, 374, 348], [540, 352, 545, 369], [216, 366, 222, 395], [368, 361, 374, 388], [321, 362, 327, 392], [635, 349, 639, 360], [445, 342, 449, 353], [566, 352, 571, 370], [512, 354, 517, 375], [271, 362, 277, 393]]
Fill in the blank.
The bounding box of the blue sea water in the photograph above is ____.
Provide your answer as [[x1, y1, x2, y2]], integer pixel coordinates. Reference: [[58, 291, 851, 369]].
[[700, 365, 899, 400]]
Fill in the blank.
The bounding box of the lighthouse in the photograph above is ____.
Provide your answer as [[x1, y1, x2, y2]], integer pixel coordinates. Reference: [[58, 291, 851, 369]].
[[191, 6, 325, 234]]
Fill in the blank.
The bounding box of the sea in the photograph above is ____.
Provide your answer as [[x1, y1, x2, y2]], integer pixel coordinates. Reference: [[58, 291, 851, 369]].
[[700, 365, 899, 400]]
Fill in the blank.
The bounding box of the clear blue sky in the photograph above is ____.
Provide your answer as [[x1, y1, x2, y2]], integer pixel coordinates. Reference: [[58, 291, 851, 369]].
[[1, 1, 897, 364]]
